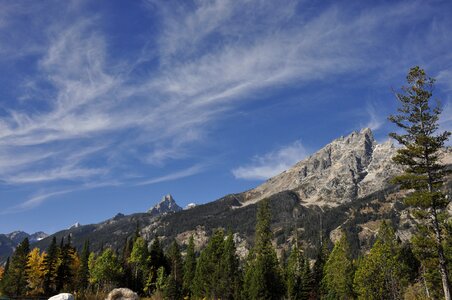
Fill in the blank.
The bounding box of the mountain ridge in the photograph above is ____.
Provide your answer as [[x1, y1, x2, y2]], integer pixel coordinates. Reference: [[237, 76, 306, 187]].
[[6, 128, 452, 263]]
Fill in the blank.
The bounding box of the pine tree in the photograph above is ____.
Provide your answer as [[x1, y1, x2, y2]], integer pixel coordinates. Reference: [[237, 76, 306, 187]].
[[354, 222, 409, 299], [120, 237, 134, 290], [243, 200, 285, 300], [219, 231, 242, 300], [286, 244, 303, 300], [56, 236, 76, 292], [77, 240, 90, 292], [164, 240, 183, 300], [193, 229, 225, 299], [42, 236, 59, 296], [183, 235, 196, 297], [2, 238, 30, 297], [150, 237, 167, 273], [312, 240, 329, 299], [26, 248, 45, 296], [388, 66, 451, 299], [322, 232, 354, 299], [286, 243, 311, 300]]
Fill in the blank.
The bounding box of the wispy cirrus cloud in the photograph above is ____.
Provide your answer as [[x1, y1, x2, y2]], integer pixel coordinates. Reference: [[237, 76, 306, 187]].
[[135, 164, 205, 186], [1, 0, 451, 211], [232, 141, 308, 180]]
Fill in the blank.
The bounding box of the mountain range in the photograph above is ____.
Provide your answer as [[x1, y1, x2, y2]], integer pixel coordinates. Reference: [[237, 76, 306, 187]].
[[0, 231, 48, 263], [2, 128, 451, 263]]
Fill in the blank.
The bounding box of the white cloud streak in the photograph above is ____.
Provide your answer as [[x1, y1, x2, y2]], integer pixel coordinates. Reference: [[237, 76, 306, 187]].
[[0, 0, 451, 209], [365, 103, 384, 131], [232, 141, 308, 180], [135, 164, 205, 186]]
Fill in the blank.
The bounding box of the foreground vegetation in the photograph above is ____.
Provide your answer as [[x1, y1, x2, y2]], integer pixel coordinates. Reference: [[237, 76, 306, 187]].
[[0, 199, 450, 299], [1, 67, 450, 299]]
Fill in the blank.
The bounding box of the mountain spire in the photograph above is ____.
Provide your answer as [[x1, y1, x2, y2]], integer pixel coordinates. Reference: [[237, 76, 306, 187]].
[[148, 194, 183, 217]]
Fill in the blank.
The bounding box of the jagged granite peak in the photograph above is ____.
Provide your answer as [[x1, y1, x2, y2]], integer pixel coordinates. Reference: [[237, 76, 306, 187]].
[[244, 128, 402, 207], [148, 194, 183, 217]]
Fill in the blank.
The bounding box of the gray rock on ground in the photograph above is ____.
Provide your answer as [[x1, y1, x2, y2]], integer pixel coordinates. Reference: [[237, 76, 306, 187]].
[[106, 288, 140, 300], [48, 293, 74, 300]]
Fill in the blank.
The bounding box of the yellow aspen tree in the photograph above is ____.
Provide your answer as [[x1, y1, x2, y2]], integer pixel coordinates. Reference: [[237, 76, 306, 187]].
[[27, 248, 45, 296]]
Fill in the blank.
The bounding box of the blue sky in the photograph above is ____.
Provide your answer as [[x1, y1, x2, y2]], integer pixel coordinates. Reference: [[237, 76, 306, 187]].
[[0, 0, 451, 234]]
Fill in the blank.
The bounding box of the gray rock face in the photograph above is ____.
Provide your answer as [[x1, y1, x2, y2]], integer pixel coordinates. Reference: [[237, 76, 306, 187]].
[[148, 194, 182, 217], [244, 128, 402, 206]]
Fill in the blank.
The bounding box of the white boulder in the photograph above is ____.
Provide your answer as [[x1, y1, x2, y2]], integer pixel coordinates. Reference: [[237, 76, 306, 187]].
[[48, 293, 74, 300]]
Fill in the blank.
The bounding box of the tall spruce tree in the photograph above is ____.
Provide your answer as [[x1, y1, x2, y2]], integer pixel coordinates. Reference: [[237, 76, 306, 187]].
[[164, 240, 183, 300], [193, 229, 225, 299], [243, 200, 285, 300], [2, 238, 30, 297], [42, 236, 59, 296], [150, 237, 167, 273], [219, 231, 242, 300], [312, 239, 329, 299], [56, 236, 76, 292], [286, 243, 310, 300], [77, 240, 90, 292], [143, 237, 167, 295], [321, 232, 354, 299], [388, 66, 451, 299], [182, 235, 196, 297], [120, 237, 134, 290]]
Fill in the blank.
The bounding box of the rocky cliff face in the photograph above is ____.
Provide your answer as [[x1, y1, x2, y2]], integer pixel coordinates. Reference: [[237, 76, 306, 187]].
[[244, 128, 402, 207], [148, 194, 183, 217]]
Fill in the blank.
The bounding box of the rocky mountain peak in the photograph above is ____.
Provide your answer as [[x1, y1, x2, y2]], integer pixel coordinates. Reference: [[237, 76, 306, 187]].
[[148, 194, 183, 217], [244, 128, 400, 206]]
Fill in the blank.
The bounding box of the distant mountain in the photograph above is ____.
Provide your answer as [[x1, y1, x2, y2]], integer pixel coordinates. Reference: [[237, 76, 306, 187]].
[[0, 231, 48, 263], [148, 194, 182, 217], [23, 129, 452, 261]]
